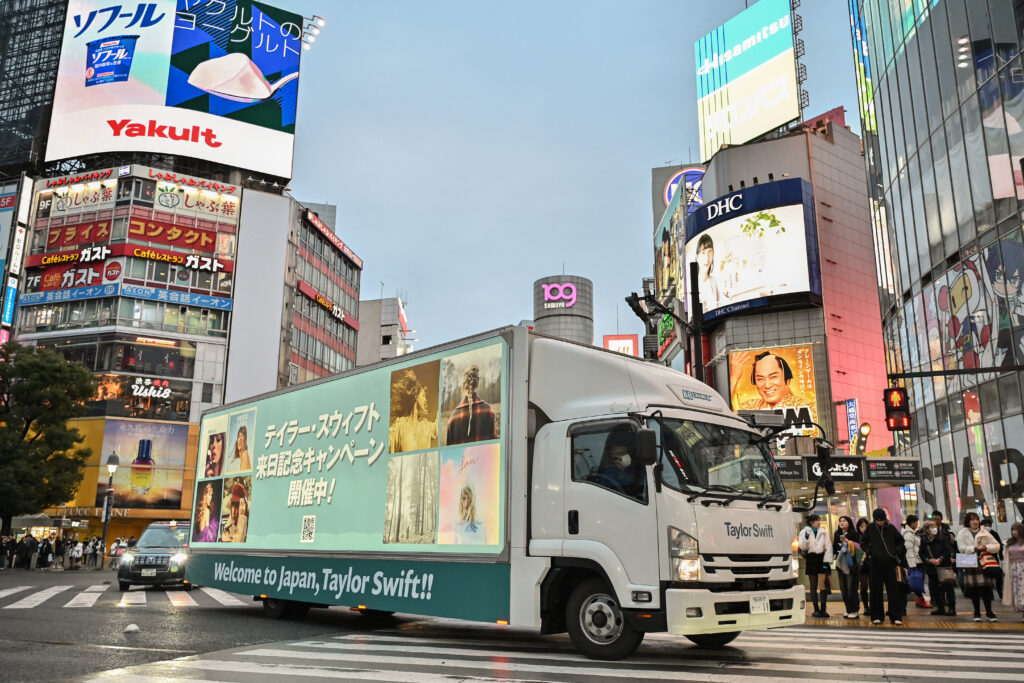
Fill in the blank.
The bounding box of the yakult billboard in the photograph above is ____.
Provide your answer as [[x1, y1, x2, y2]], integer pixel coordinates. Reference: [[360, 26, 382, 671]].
[[46, 0, 303, 178]]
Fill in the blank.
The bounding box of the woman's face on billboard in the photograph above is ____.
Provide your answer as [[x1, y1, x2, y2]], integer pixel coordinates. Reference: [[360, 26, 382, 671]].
[[697, 244, 714, 268]]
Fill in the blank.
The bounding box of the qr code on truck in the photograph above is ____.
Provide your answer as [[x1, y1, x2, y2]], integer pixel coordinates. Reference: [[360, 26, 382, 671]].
[[300, 515, 315, 543]]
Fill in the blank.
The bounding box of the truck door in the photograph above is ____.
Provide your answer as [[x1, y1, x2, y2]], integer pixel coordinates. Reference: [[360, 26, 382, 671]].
[[564, 421, 660, 595]]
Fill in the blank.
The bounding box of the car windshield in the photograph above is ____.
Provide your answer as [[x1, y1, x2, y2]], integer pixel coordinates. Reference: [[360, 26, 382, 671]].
[[137, 526, 189, 549], [657, 418, 785, 499]]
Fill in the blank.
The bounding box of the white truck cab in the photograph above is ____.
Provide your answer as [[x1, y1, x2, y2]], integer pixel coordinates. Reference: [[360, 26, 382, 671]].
[[526, 336, 804, 658]]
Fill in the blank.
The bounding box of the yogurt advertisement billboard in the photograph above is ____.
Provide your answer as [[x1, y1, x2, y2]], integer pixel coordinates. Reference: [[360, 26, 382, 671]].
[[46, 0, 303, 178], [695, 0, 799, 160]]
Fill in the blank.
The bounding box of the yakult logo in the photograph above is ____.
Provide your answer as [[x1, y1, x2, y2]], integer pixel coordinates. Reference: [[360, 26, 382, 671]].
[[542, 282, 577, 309], [706, 194, 743, 220]]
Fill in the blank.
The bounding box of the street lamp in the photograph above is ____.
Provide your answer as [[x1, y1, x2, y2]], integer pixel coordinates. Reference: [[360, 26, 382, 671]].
[[98, 453, 119, 570]]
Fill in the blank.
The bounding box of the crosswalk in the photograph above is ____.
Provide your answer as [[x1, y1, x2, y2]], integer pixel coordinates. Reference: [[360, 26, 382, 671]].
[[83, 622, 1024, 682], [0, 583, 253, 610]]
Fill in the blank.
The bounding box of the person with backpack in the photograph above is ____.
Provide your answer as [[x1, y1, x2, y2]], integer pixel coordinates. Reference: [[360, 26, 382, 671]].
[[861, 508, 907, 625]]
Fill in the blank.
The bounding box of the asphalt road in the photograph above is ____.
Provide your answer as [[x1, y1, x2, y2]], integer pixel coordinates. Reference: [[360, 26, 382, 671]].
[[3, 568, 1024, 682], [0, 568, 366, 682]]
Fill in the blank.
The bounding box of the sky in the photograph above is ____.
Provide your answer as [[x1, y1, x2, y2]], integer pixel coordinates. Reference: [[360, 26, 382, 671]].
[[284, 0, 861, 349]]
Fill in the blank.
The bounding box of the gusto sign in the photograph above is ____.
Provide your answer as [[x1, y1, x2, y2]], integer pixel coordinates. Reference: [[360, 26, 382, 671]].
[[542, 282, 577, 309]]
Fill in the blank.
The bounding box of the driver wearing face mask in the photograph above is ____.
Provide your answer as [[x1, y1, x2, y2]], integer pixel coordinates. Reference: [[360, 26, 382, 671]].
[[597, 437, 641, 496]]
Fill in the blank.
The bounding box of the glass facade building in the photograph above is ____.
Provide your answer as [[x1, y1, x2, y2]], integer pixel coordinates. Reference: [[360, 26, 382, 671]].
[[849, 0, 1024, 527]]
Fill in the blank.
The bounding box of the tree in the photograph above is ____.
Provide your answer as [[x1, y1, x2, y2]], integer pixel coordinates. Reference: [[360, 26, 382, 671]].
[[0, 342, 96, 534]]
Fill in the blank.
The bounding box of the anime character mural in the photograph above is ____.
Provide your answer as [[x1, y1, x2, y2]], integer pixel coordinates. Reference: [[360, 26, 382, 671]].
[[982, 232, 1024, 368], [936, 255, 994, 390]]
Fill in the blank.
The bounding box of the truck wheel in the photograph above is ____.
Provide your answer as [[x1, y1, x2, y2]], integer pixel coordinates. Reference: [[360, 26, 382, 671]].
[[118, 581, 130, 592], [263, 597, 288, 619], [565, 578, 644, 660], [359, 608, 395, 618], [685, 632, 739, 648], [285, 602, 311, 619]]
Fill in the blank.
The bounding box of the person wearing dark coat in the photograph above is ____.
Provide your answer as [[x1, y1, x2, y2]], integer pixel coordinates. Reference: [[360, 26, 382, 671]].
[[861, 508, 907, 625], [920, 519, 956, 615], [833, 515, 862, 618]]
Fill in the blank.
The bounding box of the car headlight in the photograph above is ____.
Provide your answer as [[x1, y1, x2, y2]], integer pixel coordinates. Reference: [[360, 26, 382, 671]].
[[121, 552, 134, 566], [791, 556, 800, 578], [668, 526, 700, 582], [170, 553, 188, 564]]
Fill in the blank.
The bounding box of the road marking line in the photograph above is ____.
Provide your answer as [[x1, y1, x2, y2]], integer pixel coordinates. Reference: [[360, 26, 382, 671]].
[[119, 590, 147, 606], [3, 585, 72, 609], [85, 584, 109, 592], [65, 591, 103, 608], [290, 638, 1024, 669], [236, 646, 1024, 681], [200, 587, 247, 607], [0, 586, 32, 601], [166, 591, 198, 607], [120, 656, 789, 682]]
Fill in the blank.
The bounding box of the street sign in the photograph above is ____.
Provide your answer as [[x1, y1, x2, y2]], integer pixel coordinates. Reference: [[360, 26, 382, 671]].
[[865, 458, 921, 482]]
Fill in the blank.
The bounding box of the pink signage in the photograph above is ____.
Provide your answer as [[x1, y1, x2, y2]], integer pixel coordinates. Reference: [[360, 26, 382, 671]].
[[541, 282, 577, 309]]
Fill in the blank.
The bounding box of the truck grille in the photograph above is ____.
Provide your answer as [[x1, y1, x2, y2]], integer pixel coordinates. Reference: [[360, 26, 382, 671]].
[[701, 554, 789, 563], [713, 598, 794, 615]]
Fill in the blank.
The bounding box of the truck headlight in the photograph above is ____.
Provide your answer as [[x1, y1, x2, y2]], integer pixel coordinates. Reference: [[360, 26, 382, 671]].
[[791, 556, 800, 578], [170, 553, 188, 565], [121, 552, 134, 566], [668, 527, 700, 582]]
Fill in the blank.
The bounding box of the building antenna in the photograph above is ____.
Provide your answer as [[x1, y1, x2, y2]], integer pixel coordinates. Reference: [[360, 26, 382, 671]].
[[562, 262, 565, 276], [616, 304, 620, 334], [379, 281, 384, 300]]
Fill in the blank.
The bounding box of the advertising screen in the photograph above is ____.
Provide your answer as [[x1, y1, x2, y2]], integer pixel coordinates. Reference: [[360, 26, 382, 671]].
[[685, 204, 809, 317], [0, 184, 16, 277], [94, 419, 189, 508], [46, 1, 303, 178], [654, 174, 685, 301], [683, 178, 821, 321], [602, 334, 639, 357], [695, 0, 799, 160], [728, 344, 818, 429], [191, 337, 507, 553]]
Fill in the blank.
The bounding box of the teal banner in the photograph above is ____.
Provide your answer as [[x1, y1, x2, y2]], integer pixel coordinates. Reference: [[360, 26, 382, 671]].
[[191, 336, 508, 556], [188, 552, 511, 622]]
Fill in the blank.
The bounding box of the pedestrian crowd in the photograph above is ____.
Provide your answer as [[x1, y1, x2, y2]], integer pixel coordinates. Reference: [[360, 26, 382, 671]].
[[799, 509, 1024, 625], [0, 533, 136, 571]]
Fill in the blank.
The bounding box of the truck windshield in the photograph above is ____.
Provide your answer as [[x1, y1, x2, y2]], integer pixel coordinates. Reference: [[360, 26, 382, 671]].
[[657, 418, 785, 500]]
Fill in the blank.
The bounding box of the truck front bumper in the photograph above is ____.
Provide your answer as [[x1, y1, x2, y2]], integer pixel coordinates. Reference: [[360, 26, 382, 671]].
[[665, 584, 805, 635]]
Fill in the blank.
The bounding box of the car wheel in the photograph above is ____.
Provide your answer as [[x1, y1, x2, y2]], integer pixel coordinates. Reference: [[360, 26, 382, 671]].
[[685, 631, 740, 648], [118, 581, 130, 592], [565, 577, 644, 660]]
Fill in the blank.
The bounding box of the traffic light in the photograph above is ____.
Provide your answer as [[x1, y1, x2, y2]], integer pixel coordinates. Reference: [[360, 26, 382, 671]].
[[884, 387, 911, 431]]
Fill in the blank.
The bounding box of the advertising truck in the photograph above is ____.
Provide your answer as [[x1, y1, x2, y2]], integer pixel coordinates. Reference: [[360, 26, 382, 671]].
[[185, 326, 805, 660]]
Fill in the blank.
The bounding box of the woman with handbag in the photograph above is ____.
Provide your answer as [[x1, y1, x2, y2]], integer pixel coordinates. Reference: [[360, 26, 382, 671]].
[[1003, 522, 1024, 621], [856, 517, 872, 615], [921, 519, 957, 616], [861, 508, 907, 625], [901, 514, 931, 609], [798, 514, 832, 618], [956, 511, 1001, 622], [833, 515, 863, 619]]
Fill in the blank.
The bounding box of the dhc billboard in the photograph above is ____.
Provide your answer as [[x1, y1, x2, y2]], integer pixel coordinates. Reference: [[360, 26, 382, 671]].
[[682, 178, 822, 321]]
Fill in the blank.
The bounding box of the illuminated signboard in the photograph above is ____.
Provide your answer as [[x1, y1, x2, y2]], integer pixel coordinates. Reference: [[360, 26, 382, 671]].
[[20, 283, 120, 306], [541, 282, 577, 309], [683, 178, 821, 321], [305, 210, 363, 270], [26, 243, 232, 272], [297, 279, 359, 331], [0, 189, 15, 277], [663, 166, 706, 217], [192, 336, 506, 559], [695, 0, 799, 160], [24, 259, 123, 293], [2, 277, 17, 326], [729, 344, 818, 430], [46, 1, 303, 178]]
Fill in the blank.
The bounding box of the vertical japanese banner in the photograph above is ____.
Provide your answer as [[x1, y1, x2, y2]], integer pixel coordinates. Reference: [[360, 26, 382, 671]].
[[193, 337, 507, 552], [47, 0, 302, 177]]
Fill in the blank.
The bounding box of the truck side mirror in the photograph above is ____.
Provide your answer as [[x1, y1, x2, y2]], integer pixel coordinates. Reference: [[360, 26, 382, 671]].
[[634, 428, 657, 467]]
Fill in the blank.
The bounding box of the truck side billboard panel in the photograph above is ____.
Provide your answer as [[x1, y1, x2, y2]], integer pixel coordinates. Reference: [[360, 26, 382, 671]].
[[190, 336, 507, 556]]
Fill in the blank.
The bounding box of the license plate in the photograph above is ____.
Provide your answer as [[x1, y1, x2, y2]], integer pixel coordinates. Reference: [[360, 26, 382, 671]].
[[141, 569, 157, 577], [749, 595, 770, 614]]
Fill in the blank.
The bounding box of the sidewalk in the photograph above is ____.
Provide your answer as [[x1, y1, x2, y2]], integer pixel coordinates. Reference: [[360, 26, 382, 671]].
[[803, 592, 1024, 630]]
